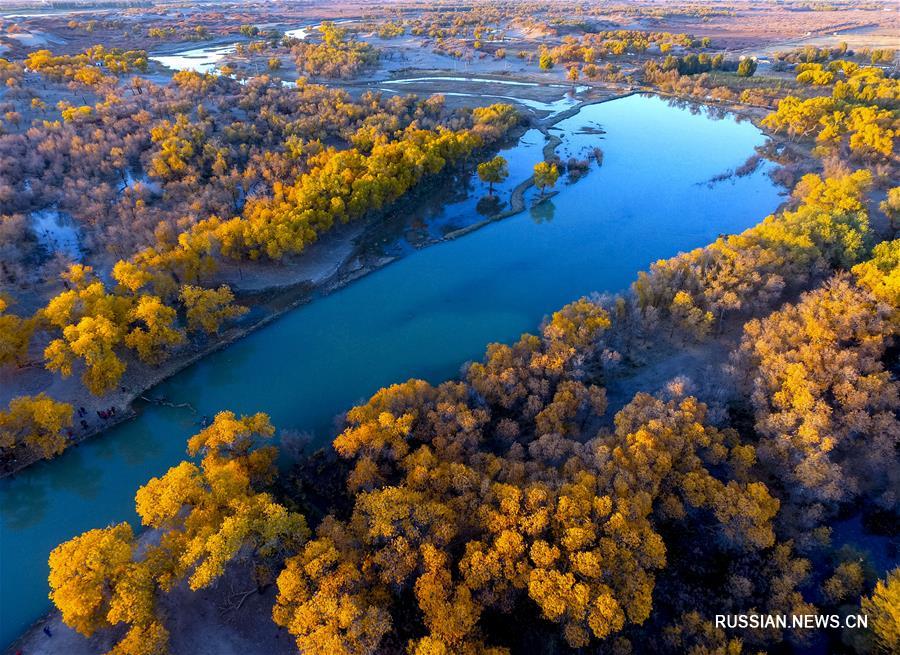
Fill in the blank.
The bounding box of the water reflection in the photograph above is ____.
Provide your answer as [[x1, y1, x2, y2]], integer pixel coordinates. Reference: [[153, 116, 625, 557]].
[[30, 209, 83, 261], [476, 195, 504, 217], [150, 43, 237, 74], [530, 199, 556, 223], [0, 476, 48, 530], [662, 95, 743, 123]]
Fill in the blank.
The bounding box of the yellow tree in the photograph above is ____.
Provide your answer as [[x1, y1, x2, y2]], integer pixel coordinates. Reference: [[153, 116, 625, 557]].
[[853, 238, 900, 310], [48, 522, 167, 655], [477, 155, 509, 196], [539, 48, 554, 70], [861, 568, 900, 654], [0, 295, 33, 367], [45, 315, 127, 396], [0, 393, 73, 459], [135, 411, 307, 590], [669, 290, 714, 340], [112, 260, 154, 295], [179, 284, 248, 334], [41, 265, 133, 395], [124, 295, 185, 365], [533, 161, 559, 197], [49, 412, 306, 654]]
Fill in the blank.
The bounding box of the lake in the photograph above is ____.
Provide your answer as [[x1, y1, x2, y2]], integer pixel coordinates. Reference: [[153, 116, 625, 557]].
[[0, 93, 782, 648]]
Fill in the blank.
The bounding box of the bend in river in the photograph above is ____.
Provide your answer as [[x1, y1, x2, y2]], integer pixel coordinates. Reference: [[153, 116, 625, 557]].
[[0, 93, 783, 648]]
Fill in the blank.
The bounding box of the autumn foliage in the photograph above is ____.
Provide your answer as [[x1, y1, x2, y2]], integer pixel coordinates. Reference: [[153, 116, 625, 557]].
[[48, 411, 306, 655], [21, 13, 900, 654], [0, 55, 520, 410], [271, 298, 780, 653]]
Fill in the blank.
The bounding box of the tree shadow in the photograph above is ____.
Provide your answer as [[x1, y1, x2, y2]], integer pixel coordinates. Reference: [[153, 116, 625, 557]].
[[530, 198, 556, 224], [476, 195, 505, 217]]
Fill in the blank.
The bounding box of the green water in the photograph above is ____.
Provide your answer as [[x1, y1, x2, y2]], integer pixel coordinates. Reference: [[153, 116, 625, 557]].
[[0, 94, 782, 647]]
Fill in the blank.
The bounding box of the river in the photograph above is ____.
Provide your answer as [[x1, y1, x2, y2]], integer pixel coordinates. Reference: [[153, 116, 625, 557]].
[[147, 23, 322, 74], [0, 93, 783, 648]]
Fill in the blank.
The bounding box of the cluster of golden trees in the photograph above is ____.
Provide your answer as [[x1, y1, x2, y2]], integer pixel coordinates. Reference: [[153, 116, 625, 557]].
[[2, 59, 517, 292], [631, 170, 876, 338], [361, 8, 713, 65], [545, 29, 708, 67], [0, 258, 245, 399], [24, 46, 148, 85], [147, 25, 211, 41], [774, 44, 895, 67], [774, 43, 851, 65], [402, 6, 516, 40], [0, 259, 247, 464], [289, 21, 379, 79], [735, 256, 900, 513], [641, 59, 791, 108], [0, 56, 22, 86], [762, 62, 898, 161], [189, 125, 482, 261], [48, 411, 307, 655], [0, 293, 31, 367], [271, 305, 784, 654], [1, 61, 480, 282], [39, 262, 245, 394], [117, 102, 515, 276], [0, 393, 72, 460], [1, 291, 75, 463], [47, 294, 788, 654]]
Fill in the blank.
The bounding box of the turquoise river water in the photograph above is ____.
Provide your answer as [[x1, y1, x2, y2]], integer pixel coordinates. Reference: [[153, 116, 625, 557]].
[[0, 94, 783, 647]]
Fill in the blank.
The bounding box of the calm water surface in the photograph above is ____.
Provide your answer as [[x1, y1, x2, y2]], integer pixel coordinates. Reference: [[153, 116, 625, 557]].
[[0, 94, 782, 646], [149, 23, 326, 74]]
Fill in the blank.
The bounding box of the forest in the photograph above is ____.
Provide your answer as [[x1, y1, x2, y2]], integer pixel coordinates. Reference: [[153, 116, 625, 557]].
[[0, 1, 897, 654]]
